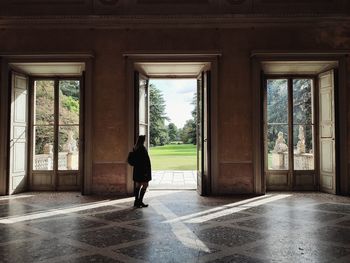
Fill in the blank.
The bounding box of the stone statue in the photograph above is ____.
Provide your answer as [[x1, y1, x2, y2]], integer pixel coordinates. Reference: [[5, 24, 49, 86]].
[[296, 125, 306, 154], [63, 131, 77, 153], [43, 143, 53, 155], [273, 131, 288, 153]]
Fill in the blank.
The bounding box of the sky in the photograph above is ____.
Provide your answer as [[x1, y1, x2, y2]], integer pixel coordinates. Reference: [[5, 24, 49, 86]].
[[149, 79, 196, 129]]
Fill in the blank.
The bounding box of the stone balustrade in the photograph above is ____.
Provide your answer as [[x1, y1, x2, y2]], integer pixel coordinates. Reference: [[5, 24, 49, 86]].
[[271, 152, 314, 170], [34, 152, 78, 170]]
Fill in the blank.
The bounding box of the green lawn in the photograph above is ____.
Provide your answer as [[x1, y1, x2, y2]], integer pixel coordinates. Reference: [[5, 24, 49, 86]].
[[149, 144, 197, 170]]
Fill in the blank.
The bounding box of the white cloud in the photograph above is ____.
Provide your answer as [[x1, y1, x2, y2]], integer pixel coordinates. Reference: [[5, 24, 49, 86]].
[[150, 79, 196, 128]]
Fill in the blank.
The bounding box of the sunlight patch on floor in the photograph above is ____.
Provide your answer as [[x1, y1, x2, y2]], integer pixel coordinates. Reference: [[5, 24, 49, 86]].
[[0, 191, 179, 224], [0, 194, 34, 201], [163, 194, 291, 224], [152, 199, 211, 253], [164, 194, 272, 224]]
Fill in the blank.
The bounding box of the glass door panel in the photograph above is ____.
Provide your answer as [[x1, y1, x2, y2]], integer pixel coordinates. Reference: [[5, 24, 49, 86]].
[[292, 79, 315, 170], [33, 80, 55, 171], [58, 80, 80, 171], [59, 80, 80, 124], [58, 126, 79, 170], [267, 124, 289, 170], [293, 125, 314, 170], [266, 79, 289, 170]]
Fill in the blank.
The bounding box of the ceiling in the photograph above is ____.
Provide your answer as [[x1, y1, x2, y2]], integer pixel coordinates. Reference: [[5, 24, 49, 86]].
[[261, 61, 338, 75], [135, 62, 209, 78], [10, 62, 85, 76]]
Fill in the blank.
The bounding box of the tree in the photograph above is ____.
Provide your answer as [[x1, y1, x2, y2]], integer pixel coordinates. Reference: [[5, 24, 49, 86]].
[[179, 92, 197, 145], [167, 123, 178, 142], [59, 80, 80, 100], [190, 92, 197, 145], [267, 79, 288, 152], [180, 119, 196, 144], [149, 84, 169, 146]]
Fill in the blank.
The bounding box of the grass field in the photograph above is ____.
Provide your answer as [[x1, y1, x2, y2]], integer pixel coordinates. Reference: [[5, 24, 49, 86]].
[[149, 144, 197, 170]]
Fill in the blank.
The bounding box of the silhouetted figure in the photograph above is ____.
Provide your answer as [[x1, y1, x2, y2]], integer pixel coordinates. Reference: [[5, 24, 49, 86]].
[[131, 135, 152, 208]]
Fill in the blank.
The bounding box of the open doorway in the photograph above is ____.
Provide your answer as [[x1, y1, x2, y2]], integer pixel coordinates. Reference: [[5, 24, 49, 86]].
[[147, 78, 197, 190], [133, 61, 211, 196]]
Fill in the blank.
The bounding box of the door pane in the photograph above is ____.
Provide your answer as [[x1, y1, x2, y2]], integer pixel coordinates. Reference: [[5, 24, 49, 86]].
[[139, 84, 147, 125], [58, 80, 80, 170], [59, 80, 80, 125], [138, 74, 149, 148], [34, 80, 55, 125], [33, 126, 54, 171], [267, 79, 288, 123], [293, 79, 313, 125], [58, 125, 79, 170], [293, 125, 314, 170], [33, 80, 55, 171], [267, 124, 289, 170], [293, 79, 314, 170], [266, 79, 288, 170]]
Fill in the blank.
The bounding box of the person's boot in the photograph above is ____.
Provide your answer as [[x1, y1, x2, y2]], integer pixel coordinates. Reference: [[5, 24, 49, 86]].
[[139, 188, 148, 208], [133, 187, 141, 208]]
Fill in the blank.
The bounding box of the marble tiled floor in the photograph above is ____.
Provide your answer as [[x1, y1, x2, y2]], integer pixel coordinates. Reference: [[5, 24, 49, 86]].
[[0, 191, 350, 263], [149, 170, 197, 190]]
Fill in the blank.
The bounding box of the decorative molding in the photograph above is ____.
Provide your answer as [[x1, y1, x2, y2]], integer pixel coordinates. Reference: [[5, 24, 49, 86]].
[[0, 14, 349, 29], [9, 0, 85, 3], [0, 0, 348, 16], [0, 52, 95, 59], [257, 0, 336, 4]]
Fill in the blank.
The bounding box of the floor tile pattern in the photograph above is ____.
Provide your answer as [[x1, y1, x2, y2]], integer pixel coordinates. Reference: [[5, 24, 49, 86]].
[[149, 170, 197, 190], [0, 191, 350, 262]]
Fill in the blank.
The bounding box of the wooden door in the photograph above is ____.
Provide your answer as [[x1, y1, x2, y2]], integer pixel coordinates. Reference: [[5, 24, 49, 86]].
[[197, 71, 210, 196], [9, 72, 29, 194], [203, 71, 210, 194], [319, 70, 336, 194], [135, 71, 150, 148]]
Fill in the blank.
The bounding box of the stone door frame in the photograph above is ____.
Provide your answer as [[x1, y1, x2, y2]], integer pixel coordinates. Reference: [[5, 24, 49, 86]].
[[125, 52, 220, 195], [251, 51, 348, 195], [0, 53, 94, 195]]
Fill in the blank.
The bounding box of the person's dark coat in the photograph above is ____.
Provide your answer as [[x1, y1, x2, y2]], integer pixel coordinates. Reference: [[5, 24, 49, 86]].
[[133, 146, 152, 182]]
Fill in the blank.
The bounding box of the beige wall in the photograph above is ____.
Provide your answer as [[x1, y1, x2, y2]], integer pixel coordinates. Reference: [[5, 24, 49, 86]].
[[0, 23, 349, 194]]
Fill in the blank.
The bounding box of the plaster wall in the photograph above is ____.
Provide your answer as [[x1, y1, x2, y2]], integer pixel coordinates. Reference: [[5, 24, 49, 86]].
[[0, 24, 349, 194]]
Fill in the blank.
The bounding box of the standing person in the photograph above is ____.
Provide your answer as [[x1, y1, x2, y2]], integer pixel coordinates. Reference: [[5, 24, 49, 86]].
[[132, 135, 152, 208]]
